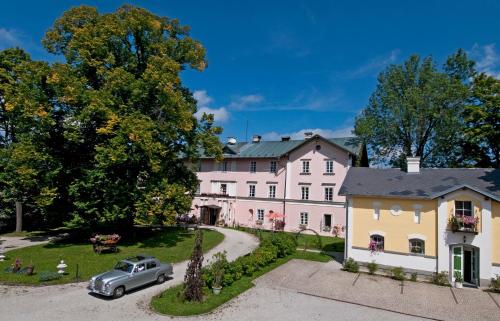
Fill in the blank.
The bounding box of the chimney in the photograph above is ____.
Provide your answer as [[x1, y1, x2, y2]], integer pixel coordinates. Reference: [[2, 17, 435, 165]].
[[304, 132, 314, 139], [281, 136, 290, 142], [252, 135, 261, 143], [227, 137, 237, 145], [407, 157, 420, 173]]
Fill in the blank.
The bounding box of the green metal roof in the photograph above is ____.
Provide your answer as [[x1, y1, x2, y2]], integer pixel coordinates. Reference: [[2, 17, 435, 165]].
[[201, 135, 361, 159]]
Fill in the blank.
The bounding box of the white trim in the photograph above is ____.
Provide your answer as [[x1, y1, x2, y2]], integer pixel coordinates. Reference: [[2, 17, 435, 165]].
[[286, 201, 345, 208], [369, 230, 386, 237], [285, 160, 292, 199], [346, 197, 353, 260], [407, 234, 427, 241]]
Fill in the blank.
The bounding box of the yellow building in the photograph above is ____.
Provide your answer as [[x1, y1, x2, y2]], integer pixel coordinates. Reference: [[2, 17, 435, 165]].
[[339, 158, 500, 287]]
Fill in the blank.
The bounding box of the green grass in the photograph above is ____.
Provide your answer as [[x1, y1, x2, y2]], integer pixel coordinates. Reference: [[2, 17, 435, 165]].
[[151, 250, 331, 316], [236, 227, 345, 252], [0, 228, 224, 285]]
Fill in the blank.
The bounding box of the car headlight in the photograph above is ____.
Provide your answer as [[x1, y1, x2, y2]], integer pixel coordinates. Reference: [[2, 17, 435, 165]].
[[105, 283, 110, 290]]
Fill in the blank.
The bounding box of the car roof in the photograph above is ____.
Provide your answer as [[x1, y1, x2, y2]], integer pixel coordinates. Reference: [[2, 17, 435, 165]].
[[122, 255, 156, 263]]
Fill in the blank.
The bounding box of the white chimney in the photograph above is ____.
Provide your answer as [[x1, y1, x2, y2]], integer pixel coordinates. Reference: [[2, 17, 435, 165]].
[[407, 157, 420, 173], [304, 132, 313, 139], [227, 137, 237, 145], [252, 135, 261, 143]]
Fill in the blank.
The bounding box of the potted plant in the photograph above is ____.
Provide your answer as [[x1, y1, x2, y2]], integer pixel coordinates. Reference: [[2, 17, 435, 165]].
[[210, 251, 227, 295], [454, 271, 463, 288]]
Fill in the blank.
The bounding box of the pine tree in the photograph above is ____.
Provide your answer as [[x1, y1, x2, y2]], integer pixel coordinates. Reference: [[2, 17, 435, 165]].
[[183, 229, 204, 301]]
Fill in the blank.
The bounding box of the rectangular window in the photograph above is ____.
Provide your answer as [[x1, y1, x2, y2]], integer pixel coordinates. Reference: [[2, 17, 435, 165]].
[[196, 182, 201, 195], [300, 212, 309, 225], [248, 185, 256, 197], [218, 161, 229, 172], [414, 205, 422, 224], [146, 261, 157, 269], [301, 186, 309, 200], [270, 161, 277, 173], [257, 209, 264, 221], [324, 187, 333, 201], [302, 160, 310, 173], [268, 185, 276, 198], [220, 183, 227, 195], [250, 161, 257, 173], [325, 160, 334, 174], [455, 201, 472, 216]]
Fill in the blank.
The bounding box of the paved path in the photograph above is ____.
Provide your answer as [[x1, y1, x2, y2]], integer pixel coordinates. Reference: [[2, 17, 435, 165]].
[[0, 227, 259, 321], [0, 236, 49, 252]]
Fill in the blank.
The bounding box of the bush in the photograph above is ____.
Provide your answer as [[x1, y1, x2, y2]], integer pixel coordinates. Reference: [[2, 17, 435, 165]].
[[410, 272, 418, 282], [39, 271, 62, 282], [367, 261, 378, 275], [342, 257, 359, 273], [391, 267, 405, 281], [431, 271, 450, 286], [489, 275, 500, 293], [262, 233, 296, 258]]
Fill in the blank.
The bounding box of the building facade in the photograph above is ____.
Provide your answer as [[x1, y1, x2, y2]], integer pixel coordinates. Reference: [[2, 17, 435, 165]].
[[189, 134, 364, 236], [340, 159, 500, 286]]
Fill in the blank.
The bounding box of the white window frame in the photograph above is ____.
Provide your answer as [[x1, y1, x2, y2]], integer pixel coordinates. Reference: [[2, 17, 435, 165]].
[[324, 187, 333, 201], [413, 204, 422, 224], [300, 212, 309, 225], [220, 183, 227, 195], [325, 160, 334, 174], [301, 186, 309, 200], [373, 202, 381, 220], [249, 184, 256, 197], [455, 200, 472, 216], [257, 209, 264, 221], [250, 161, 257, 173], [301, 160, 310, 173], [270, 161, 277, 173], [409, 239, 425, 255], [268, 185, 276, 198]]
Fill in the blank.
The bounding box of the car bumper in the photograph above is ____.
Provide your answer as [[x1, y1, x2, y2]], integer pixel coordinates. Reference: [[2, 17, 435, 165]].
[[88, 285, 113, 296]]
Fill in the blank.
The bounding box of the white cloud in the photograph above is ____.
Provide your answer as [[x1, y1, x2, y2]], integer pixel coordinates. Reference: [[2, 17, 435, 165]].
[[345, 49, 401, 79], [195, 106, 229, 122], [193, 90, 213, 107], [262, 127, 354, 141], [0, 28, 21, 49], [470, 43, 500, 78], [228, 94, 264, 110]]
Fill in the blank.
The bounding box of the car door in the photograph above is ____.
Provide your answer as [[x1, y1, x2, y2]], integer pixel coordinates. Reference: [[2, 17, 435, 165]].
[[146, 260, 160, 282], [130, 263, 148, 289]]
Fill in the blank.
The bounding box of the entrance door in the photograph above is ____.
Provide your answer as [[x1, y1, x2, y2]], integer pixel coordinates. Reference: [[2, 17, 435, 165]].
[[464, 249, 472, 283], [451, 245, 479, 286]]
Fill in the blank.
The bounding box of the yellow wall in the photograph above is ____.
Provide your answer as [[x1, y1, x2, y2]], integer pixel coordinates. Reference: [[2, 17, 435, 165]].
[[445, 194, 483, 233], [492, 201, 500, 264], [352, 197, 438, 256]]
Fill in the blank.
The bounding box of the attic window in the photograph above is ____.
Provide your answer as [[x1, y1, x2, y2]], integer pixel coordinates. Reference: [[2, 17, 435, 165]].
[[315, 145, 321, 151]]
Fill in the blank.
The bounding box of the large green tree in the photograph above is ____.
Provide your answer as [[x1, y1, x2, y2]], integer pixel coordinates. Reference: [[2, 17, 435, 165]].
[[354, 51, 473, 167]]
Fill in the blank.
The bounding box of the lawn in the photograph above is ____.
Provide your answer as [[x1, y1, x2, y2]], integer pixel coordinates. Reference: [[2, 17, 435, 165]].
[[238, 227, 345, 252], [0, 227, 224, 285], [151, 250, 331, 316]]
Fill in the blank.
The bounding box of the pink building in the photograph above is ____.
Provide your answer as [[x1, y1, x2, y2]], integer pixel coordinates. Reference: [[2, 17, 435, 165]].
[[189, 133, 365, 237]]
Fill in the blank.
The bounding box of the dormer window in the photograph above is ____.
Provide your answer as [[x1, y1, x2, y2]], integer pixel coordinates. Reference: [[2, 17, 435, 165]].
[[455, 201, 472, 217]]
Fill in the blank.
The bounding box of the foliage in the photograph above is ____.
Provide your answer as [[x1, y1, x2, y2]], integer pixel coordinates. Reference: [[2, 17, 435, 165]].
[[183, 229, 204, 302], [39, 271, 62, 282], [463, 73, 500, 168], [210, 251, 228, 288], [410, 272, 418, 282], [454, 271, 463, 283], [262, 232, 296, 258], [390, 266, 405, 281], [342, 257, 359, 273], [489, 275, 500, 293], [367, 261, 378, 275], [354, 50, 473, 167], [0, 5, 223, 229], [431, 271, 450, 286]]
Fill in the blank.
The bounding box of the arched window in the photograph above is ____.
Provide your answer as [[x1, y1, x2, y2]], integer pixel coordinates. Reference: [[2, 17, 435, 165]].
[[409, 239, 425, 255], [369, 234, 384, 251]]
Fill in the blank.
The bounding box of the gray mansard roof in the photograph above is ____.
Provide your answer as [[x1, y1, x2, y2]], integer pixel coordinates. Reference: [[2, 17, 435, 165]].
[[339, 168, 500, 201]]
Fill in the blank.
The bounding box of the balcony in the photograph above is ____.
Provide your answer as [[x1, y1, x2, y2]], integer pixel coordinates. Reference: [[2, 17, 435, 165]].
[[448, 215, 479, 234]]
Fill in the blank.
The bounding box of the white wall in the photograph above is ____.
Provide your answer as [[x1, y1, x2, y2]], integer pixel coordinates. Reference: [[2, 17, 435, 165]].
[[349, 248, 437, 272]]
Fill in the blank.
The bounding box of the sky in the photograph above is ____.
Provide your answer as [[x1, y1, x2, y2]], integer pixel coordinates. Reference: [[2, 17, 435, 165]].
[[1, 0, 500, 143]]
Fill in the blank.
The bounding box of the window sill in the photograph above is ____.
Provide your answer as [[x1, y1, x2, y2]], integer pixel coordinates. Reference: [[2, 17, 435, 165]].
[[300, 173, 311, 175], [323, 173, 335, 176]]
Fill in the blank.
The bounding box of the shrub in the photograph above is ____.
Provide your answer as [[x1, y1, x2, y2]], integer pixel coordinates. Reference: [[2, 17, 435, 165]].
[[263, 233, 296, 258], [410, 272, 418, 282], [431, 271, 450, 286], [391, 267, 405, 281], [367, 261, 378, 275], [39, 271, 62, 282], [489, 275, 500, 293], [210, 251, 228, 288], [342, 257, 359, 273]]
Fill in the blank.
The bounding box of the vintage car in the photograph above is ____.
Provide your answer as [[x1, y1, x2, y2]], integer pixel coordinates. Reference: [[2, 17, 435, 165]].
[[88, 255, 173, 298]]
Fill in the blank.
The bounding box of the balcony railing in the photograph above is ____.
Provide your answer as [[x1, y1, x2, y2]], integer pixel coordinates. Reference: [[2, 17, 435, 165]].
[[448, 215, 479, 233]]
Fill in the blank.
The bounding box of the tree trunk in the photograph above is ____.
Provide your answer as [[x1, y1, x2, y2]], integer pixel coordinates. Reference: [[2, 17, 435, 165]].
[[15, 201, 22, 233]]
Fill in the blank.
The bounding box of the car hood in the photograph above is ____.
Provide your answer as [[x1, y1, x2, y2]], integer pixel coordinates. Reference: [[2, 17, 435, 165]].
[[95, 269, 129, 282]]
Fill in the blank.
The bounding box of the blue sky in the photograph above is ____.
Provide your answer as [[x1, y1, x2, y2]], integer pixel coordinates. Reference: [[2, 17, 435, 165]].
[[1, 1, 499, 142]]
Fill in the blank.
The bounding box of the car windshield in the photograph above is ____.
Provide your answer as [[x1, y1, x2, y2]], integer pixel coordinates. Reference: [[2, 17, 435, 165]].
[[114, 261, 134, 273]]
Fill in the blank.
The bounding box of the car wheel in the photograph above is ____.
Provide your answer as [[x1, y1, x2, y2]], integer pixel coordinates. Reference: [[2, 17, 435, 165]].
[[113, 286, 125, 299], [157, 274, 166, 284]]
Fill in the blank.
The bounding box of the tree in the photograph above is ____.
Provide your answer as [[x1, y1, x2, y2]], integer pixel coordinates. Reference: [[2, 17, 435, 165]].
[[463, 73, 500, 168], [354, 51, 472, 167], [39, 5, 222, 228], [183, 229, 204, 302]]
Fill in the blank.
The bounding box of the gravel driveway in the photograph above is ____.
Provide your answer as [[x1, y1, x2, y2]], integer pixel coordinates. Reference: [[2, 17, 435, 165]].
[[0, 227, 258, 321]]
